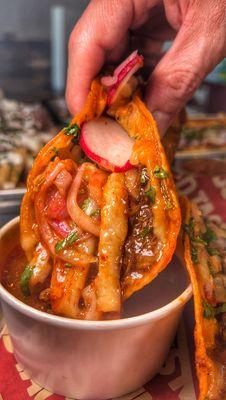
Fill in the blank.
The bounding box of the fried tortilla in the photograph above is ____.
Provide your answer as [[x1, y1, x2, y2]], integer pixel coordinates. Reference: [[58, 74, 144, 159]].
[[180, 196, 226, 400]]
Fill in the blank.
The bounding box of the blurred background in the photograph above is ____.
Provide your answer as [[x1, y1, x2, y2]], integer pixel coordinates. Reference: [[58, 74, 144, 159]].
[[0, 0, 225, 107], [0, 0, 89, 100], [0, 0, 226, 225]]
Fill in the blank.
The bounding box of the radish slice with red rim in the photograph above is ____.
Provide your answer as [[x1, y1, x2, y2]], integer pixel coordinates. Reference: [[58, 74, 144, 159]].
[[79, 117, 134, 172], [101, 50, 143, 105]]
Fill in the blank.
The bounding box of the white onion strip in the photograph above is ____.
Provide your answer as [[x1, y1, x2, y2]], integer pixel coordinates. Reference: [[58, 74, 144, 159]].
[[67, 163, 100, 237]]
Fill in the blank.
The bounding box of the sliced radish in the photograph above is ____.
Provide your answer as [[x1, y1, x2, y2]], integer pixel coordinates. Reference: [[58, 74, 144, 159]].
[[79, 117, 134, 172], [101, 50, 143, 105]]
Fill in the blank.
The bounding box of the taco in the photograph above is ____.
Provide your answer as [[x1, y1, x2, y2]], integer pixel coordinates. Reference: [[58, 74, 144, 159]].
[[180, 196, 226, 400], [20, 51, 181, 319]]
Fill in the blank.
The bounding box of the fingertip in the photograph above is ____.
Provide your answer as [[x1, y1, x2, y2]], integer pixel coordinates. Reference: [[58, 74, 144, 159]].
[[65, 81, 88, 116], [66, 39, 104, 115]]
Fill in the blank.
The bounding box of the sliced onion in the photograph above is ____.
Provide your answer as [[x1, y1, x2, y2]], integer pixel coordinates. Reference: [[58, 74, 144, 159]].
[[54, 169, 72, 197], [67, 163, 100, 236], [59, 248, 97, 266]]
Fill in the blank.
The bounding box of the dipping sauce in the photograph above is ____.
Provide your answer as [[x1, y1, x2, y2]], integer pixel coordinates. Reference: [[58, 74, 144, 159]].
[[1, 244, 51, 313]]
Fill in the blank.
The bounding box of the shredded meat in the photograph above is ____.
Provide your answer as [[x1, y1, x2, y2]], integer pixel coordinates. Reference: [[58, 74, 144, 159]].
[[122, 193, 158, 277], [39, 288, 50, 303]]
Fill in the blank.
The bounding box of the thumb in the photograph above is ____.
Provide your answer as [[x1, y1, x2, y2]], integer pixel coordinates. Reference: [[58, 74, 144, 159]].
[[145, 4, 226, 135]]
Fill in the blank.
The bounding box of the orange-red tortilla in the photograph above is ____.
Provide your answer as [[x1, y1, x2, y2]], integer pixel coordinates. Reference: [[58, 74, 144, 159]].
[[110, 94, 181, 299], [180, 196, 225, 400]]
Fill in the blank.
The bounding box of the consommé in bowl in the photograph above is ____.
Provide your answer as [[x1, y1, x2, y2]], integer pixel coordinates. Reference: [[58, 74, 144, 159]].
[[0, 217, 192, 399]]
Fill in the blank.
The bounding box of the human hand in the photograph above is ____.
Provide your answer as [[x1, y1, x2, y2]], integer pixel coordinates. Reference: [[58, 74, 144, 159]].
[[66, 0, 226, 134]]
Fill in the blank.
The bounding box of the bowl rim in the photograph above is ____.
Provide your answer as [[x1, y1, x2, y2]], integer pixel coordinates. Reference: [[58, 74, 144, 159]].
[[0, 216, 193, 331]]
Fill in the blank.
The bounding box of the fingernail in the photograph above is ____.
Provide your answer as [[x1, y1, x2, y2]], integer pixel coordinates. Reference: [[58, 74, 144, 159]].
[[152, 111, 171, 137]]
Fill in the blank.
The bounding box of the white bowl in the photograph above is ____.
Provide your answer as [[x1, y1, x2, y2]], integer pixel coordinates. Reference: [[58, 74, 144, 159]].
[[0, 217, 192, 399]]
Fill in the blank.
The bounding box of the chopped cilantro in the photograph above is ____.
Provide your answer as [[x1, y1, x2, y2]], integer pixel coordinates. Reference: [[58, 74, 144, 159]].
[[65, 263, 72, 268], [20, 265, 34, 296], [184, 219, 199, 263], [207, 247, 220, 256], [64, 123, 80, 143], [184, 218, 195, 237], [201, 226, 217, 244], [55, 232, 79, 253], [202, 301, 215, 319], [203, 302, 226, 319], [184, 219, 211, 245], [90, 209, 100, 217], [184, 218, 196, 242], [50, 146, 59, 161], [183, 218, 206, 245], [82, 198, 92, 212], [153, 165, 168, 179], [184, 219, 220, 262], [81, 198, 100, 217], [191, 246, 198, 264], [145, 186, 156, 204], [166, 201, 173, 209], [194, 235, 207, 246], [140, 227, 152, 238]]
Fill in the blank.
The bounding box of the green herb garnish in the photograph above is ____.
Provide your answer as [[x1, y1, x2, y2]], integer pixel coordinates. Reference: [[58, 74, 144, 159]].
[[194, 235, 207, 245], [191, 246, 198, 264], [141, 169, 149, 185], [64, 123, 80, 143], [55, 232, 79, 253], [202, 301, 215, 319], [140, 227, 152, 238], [184, 219, 220, 262], [65, 263, 72, 268], [153, 166, 168, 179], [215, 303, 226, 316], [184, 218, 207, 245], [184, 218, 196, 241], [82, 198, 92, 212], [184, 219, 199, 263], [20, 265, 34, 296], [52, 146, 59, 156], [145, 186, 156, 204], [50, 146, 59, 161], [202, 302, 226, 319], [207, 247, 220, 256], [200, 226, 217, 245], [90, 209, 100, 217], [166, 201, 173, 209]]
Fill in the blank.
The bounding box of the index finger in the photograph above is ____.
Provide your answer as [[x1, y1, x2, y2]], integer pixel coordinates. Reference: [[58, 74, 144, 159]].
[[66, 0, 133, 115]]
